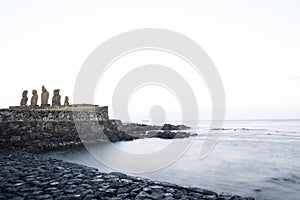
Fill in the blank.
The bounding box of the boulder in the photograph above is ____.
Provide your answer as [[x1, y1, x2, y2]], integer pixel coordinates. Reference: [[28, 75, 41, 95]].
[[161, 124, 190, 131]]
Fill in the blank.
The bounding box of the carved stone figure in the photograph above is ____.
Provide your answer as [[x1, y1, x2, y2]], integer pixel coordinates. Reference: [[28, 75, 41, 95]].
[[20, 90, 28, 106], [52, 89, 61, 106], [41, 85, 49, 105], [30, 90, 38, 106], [64, 96, 69, 106]]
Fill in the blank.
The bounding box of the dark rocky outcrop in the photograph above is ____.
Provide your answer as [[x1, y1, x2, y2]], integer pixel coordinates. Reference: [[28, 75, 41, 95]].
[[119, 123, 194, 140], [99, 120, 136, 142], [119, 123, 162, 134], [161, 124, 190, 131]]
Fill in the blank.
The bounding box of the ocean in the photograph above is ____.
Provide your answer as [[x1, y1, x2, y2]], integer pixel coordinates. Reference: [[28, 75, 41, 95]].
[[44, 119, 300, 200]]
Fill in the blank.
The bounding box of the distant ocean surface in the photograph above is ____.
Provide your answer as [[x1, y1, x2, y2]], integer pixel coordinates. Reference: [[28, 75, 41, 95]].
[[44, 119, 300, 200]]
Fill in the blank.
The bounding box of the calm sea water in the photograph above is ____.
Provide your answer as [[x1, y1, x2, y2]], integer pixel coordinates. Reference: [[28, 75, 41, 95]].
[[44, 120, 300, 200]]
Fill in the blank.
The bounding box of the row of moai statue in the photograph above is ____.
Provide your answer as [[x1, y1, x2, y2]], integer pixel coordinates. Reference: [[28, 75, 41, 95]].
[[20, 85, 69, 106]]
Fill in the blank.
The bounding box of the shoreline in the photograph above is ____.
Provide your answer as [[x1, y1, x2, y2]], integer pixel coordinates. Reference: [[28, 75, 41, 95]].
[[0, 150, 255, 200], [0, 107, 255, 199]]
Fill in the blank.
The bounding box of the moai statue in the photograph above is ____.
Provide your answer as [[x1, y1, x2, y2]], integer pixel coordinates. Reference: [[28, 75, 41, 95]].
[[64, 96, 69, 106], [31, 90, 38, 106], [20, 90, 28, 106], [41, 85, 49, 106], [52, 89, 61, 106]]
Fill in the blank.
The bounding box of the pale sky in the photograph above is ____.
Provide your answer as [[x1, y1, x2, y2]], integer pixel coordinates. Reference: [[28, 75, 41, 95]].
[[1, 1, 300, 121]]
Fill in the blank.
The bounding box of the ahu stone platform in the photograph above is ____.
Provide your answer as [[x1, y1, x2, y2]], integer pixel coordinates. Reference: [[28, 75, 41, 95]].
[[0, 105, 134, 152]]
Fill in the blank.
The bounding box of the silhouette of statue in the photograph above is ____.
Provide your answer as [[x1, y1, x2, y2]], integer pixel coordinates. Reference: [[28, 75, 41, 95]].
[[41, 85, 49, 106], [52, 89, 61, 106], [31, 90, 38, 106], [64, 96, 69, 106], [20, 90, 28, 106]]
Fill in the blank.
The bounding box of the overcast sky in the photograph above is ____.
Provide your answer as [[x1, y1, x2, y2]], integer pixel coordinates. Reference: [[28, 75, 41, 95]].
[[0, 1, 300, 121]]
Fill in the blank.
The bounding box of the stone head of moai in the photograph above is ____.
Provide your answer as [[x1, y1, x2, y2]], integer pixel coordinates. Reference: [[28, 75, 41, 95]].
[[41, 85, 49, 105], [54, 89, 60, 96], [52, 89, 61, 106], [31, 90, 38, 106], [64, 96, 69, 106], [22, 90, 28, 97], [20, 90, 28, 106], [42, 85, 47, 92]]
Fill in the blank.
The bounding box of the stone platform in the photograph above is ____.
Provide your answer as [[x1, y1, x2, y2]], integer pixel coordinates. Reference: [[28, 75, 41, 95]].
[[0, 105, 133, 152]]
